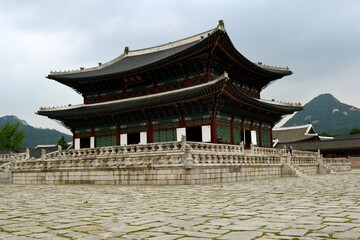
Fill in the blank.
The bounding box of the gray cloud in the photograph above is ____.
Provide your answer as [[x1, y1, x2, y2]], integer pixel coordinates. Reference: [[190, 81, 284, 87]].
[[0, 0, 359, 133]]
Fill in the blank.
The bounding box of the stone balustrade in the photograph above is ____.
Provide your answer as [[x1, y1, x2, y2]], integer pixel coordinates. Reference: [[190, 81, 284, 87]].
[[0, 139, 352, 185], [0, 154, 11, 161], [46, 141, 183, 160], [188, 141, 243, 153], [323, 158, 351, 165], [0, 162, 12, 172], [0, 152, 27, 162], [191, 153, 281, 165], [10, 140, 284, 172], [323, 157, 352, 172], [291, 156, 318, 165], [13, 152, 186, 172], [252, 146, 280, 155], [292, 150, 320, 157], [0, 141, 330, 173]]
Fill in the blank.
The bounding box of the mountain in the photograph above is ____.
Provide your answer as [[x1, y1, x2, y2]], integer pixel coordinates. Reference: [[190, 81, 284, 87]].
[[282, 93, 360, 136], [0, 115, 72, 148]]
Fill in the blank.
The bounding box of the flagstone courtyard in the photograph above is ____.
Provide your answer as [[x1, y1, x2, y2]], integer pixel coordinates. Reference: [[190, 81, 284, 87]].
[[1, 170, 360, 240]]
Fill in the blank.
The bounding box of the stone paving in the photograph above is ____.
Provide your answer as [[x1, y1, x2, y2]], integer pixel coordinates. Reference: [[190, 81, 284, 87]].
[[0, 170, 360, 240]]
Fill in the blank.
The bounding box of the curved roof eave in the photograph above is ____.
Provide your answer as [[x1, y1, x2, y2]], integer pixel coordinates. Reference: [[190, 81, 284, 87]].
[[47, 23, 224, 82], [218, 32, 292, 79], [47, 20, 292, 86], [38, 73, 302, 120]]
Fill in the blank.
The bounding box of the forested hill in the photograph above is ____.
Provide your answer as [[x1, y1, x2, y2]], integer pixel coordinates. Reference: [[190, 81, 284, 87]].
[[0, 115, 71, 148], [283, 93, 360, 136]]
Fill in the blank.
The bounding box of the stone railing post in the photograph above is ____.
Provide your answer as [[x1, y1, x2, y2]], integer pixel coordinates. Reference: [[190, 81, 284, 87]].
[[183, 143, 193, 169], [41, 149, 46, 160], [317, 153, 323, 164], [180, 135, 186, 150], [250, 143, 254, 155], [287, 152, 291, 164], [240, 141, 244, 154], [57, 145, 62, 157], [26, 148, 30, 160]]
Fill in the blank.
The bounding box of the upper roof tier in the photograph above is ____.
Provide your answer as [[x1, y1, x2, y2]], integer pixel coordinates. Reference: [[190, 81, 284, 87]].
[[48, 20, 292, 93]]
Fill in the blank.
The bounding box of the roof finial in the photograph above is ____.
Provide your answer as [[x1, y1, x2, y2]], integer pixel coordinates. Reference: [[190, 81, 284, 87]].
[[124, 46, 129, 55], [218, 20, 225, 30]]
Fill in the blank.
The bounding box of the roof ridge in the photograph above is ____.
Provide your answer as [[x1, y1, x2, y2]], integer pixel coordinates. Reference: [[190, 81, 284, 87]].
[[126, 22, 224, 57], [273, 124, 312, 131]]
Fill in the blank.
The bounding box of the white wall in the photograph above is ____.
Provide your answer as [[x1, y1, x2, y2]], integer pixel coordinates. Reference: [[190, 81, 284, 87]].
[[176, 128, 186, 141], [90, 137, 95, 148], [201, 125, 211, 142], [120, 134, 127, 146], [74, 138, 80, 150], [251, 130, 257, 145], [140, 132, 147, 144]]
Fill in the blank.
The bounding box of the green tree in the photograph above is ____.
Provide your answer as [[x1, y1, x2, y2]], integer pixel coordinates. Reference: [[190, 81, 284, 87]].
[[57, 135, 69, 150], [319, 132, 339, 137], [349, 128, 360, 135], [0, 122, 25, 150]]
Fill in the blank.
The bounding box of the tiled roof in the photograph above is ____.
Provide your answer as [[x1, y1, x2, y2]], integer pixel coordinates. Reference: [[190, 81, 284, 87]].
[[276, 135, 360, 151], [48, 20, 292, 82], [273, 124, 318, 143], [38, 73, 302, 119]]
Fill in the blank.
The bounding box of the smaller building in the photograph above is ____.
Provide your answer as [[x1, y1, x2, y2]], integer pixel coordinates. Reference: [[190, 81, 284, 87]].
[[274, 124, 360, 167], [273, 124, 319, 146]]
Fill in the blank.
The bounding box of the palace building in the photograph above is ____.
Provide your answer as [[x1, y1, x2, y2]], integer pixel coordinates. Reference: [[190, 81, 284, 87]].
[[38, 20, 302, 149]]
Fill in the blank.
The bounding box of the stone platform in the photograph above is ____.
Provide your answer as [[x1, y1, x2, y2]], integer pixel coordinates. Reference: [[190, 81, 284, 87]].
[[0, 140, 352, 185], [0, 170, 360, 239]]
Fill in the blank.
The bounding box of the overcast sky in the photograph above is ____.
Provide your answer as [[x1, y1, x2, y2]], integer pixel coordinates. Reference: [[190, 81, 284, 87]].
[[0, 0, 359, 134]]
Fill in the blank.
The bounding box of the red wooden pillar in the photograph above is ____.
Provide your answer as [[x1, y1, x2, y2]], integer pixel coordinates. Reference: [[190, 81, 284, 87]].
[[185, 78, 190, 87], [204, 72, 212, 82], [116, 126, 121, 145], [211, 116, 217, 143], [147, 121, 153, 143]]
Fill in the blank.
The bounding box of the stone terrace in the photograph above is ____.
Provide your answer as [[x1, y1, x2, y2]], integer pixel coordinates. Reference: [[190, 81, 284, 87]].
[[0, 140, 351, 185], [0, 170, 360, 239]]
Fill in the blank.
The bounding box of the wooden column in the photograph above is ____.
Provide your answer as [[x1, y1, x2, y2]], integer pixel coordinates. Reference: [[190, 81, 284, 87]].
[[116, 126, 121, 145], [204, 72, 212, 82], [185, 78, 190, 87], [147, 121, 153, 143], [211, 116, 217, 143]]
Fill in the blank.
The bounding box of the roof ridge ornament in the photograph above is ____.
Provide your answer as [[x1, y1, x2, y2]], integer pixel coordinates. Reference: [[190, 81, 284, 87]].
[[223, 71, 229, 80], [217, 20, 225, 30]]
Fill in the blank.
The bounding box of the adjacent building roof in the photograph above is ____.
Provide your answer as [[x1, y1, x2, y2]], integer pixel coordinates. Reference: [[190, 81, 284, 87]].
[[273, 124, 319, 143], [276, 135, 360, 151]]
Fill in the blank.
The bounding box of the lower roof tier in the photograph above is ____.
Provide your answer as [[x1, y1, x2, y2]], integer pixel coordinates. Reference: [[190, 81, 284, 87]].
[[38, 73, 302, 130]]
